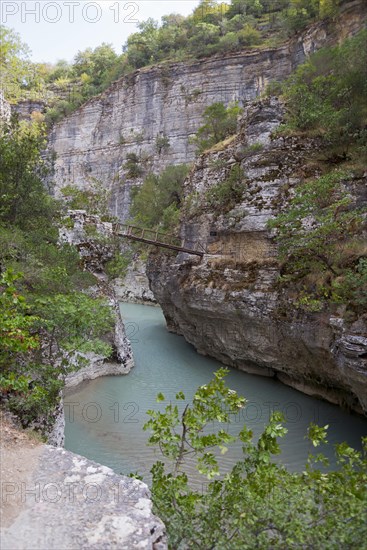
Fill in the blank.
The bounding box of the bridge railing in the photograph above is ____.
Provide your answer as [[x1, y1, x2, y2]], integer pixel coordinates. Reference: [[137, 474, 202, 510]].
[[113, 223, 207, 255]]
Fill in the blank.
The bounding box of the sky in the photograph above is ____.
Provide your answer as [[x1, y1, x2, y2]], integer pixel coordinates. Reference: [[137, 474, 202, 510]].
[[1, 1, 201, 64]]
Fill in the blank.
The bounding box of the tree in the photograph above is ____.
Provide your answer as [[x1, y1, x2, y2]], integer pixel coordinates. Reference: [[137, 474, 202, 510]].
[[0, 116, 56, 231], [0, 269, 39, 370], [188, 23, 221, 56], [319, 0, 339, 19], [144, 369, 367, 549], [155, 134, 171, 155], [0, 25, 31, 101], [192, 102, 243, 153], [125, 19, 159, 68], [123, 152, 144, 179], [130, 164, 189, 230], [72, 43, 118, 92], [192, 1, 230, 24]]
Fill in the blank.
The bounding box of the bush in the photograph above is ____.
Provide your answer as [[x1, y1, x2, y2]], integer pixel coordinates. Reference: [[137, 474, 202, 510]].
[[145, 369, 367, 549], [268, 171, 366, 314], [238, 23, 261, 46], [281, 31, 367, 150], [130, 164, 189, 230], [192, 102, 243, 153], [206, 165, 244, 211], [155, 134, 171, 155], [105, 251, 132, 280], [61, 180, 112, 219], [123, 152, 144, 179]]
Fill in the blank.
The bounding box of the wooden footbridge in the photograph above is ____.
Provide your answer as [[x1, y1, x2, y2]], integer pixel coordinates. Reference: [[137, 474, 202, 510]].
[[113, 223, 206, 257]]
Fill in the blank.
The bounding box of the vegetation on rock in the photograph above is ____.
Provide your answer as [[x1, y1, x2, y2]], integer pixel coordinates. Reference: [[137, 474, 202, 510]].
[[191, 102, 243, 154], [130, 164, 189, 232], [145, 369, 367, 549], [269, 171, 366, 314], [0, 116, 114, 430], [1, 0, 343, 122], [269, 31, 367, 316], [60, 181, 113, 221], [278, 30, 367, 154], [205, 164, 245, 212]]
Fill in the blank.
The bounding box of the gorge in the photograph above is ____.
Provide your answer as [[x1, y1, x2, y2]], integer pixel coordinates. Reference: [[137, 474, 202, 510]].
[[48, 0, 366, 221], [44, 0, 367, 414], [1, 1, 367, 546]]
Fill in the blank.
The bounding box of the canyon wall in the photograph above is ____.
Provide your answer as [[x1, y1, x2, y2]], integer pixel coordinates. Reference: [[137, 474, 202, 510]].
[[45, 1, 366, 412], [146, 97, 367, 414], [48, 0, 366, 222]]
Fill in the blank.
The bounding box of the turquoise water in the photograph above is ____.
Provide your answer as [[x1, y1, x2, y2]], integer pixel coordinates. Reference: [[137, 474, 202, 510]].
[[64, 303, 367, 480]]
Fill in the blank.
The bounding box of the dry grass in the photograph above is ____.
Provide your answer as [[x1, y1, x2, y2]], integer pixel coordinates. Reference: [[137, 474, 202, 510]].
[[205, 134, 237, 154]]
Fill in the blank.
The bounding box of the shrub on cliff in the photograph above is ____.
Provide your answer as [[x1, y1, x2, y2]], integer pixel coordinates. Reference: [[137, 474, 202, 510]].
[[60, 180, 113, 221], [191, 102, 243, 154], [145, 369, 367, 549], [205, 164, 245, 212], [130, 164, 189, 231], [268, 171, 367, 315], [280, 30, 367, 153]]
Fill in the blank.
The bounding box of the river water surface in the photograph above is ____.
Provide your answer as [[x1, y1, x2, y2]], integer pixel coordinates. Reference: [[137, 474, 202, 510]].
[[64, 303, 367, 480]]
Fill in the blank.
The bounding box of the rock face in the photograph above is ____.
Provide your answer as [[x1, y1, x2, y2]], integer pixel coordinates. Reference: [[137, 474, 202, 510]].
[[11, 99, 46, 120], [48, 0, 366, 222], [114, 259, 156, 305], [1, 445, 166, 549], [58, 210, 135, 385], [47, 210, 135, 446], [146, 97, 367, 414]]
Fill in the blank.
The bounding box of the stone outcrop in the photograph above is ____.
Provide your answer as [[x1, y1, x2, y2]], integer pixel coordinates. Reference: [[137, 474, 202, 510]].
[[1, 445, 166, 549], [146, 97, 367, 414], [58, 210, 135, 382], [47, 0, 366, 222], [11, 99, 46, 120], [114, 259, 156, 305], [47, 210, 135, 445]]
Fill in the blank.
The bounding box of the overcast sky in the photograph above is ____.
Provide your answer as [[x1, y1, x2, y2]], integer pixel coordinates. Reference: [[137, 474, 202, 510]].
[[1, 1, 200, 63]]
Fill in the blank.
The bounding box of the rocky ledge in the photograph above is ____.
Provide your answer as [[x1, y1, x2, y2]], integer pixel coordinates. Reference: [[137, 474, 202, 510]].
[[147, 97, 367, 414], [58, 210, 135, 386], [1, 445, 166, 549]]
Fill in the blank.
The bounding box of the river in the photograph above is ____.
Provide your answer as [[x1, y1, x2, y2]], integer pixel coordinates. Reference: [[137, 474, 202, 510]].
[[64, 303, 367, 481]]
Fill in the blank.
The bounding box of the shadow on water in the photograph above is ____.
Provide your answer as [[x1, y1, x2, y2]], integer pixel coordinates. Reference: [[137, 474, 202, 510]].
[[64, 303, 367, 482]]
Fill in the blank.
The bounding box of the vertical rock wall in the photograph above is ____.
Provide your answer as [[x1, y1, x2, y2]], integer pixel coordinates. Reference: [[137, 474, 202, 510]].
[[146, 97, 367, 414], [48, 0, 366, 222]]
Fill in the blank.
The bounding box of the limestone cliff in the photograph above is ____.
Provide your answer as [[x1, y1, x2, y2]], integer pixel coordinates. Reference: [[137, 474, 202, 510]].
[[48, 0, 366, 222], [58, 210, 135, 386], [146, 97, 367, 414]]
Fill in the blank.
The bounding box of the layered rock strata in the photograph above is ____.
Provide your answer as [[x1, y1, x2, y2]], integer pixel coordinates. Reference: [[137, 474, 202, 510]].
[[147, 97, 367, 414], [48, 0, 366, 221]]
